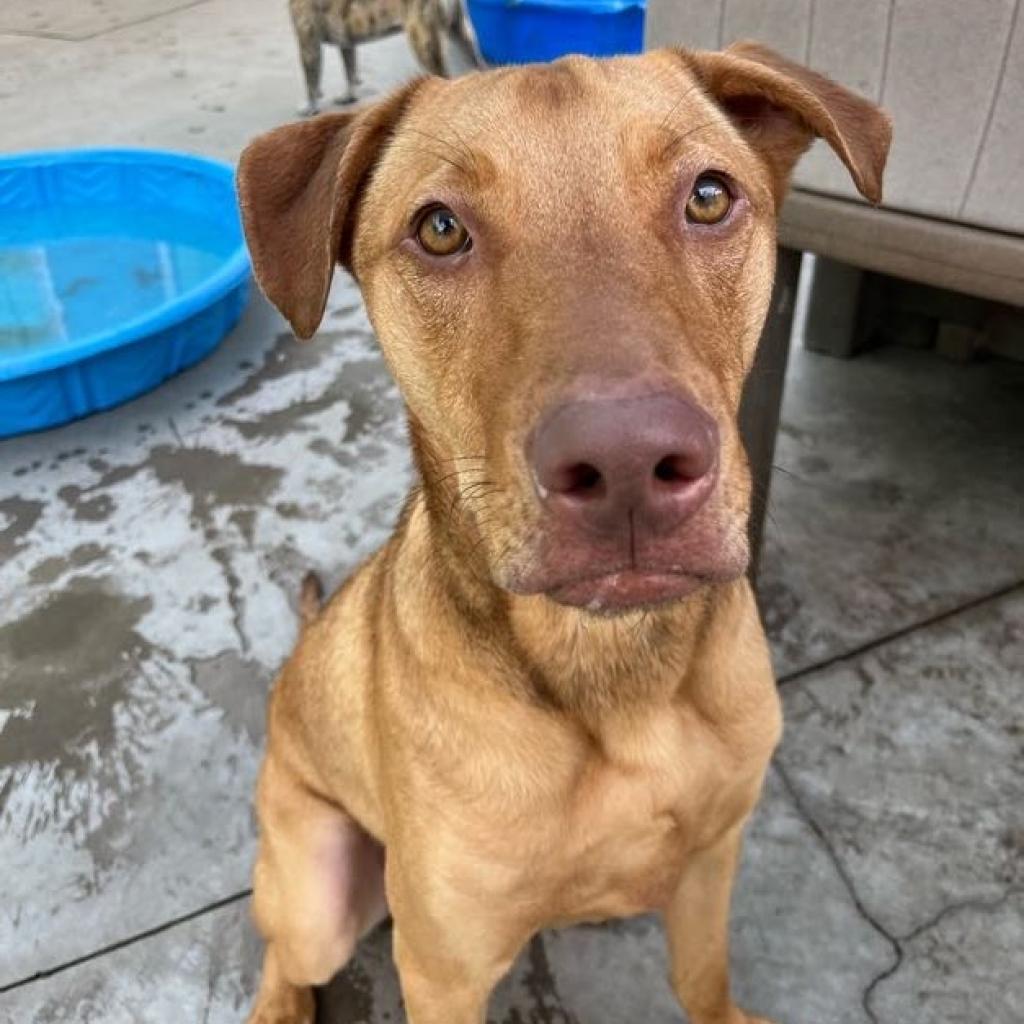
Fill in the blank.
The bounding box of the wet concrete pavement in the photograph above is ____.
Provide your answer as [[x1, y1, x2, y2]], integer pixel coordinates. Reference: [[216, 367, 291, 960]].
[[2, 2, 1023, 1021]]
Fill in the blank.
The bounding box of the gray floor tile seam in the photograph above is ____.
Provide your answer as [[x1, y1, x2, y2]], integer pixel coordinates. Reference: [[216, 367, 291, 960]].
[[1, 0, 212, 43], [771, 761, 901, 1024], [0, 888, 252, 996], [0, 30, 82, 42], [775, 576, 1024, 687], [90, 0, 215, 39]]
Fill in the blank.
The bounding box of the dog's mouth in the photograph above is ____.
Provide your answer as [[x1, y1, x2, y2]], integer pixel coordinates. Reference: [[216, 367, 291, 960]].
[[545, 567, 708, 613], [504, 547, 745, 613], [500, 512, 749, 614]]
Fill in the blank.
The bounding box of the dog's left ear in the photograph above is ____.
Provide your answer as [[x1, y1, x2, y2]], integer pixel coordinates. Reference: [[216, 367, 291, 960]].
[[237, 81, 422, 340], [683, 41, 892, 204]]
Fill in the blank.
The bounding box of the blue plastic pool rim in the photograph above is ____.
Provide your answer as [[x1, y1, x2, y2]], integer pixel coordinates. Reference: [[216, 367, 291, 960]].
[[471, 0, 643, 10], [0, 147, 251, 383]]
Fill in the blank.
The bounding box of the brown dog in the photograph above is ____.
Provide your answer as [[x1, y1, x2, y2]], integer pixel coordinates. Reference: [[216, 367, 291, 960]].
[[289, 0, 481, 114], [237, 43, 890, 1024]]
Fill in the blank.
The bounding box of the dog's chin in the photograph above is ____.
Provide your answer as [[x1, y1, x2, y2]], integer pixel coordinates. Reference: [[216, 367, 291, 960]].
[[546, 569, 707, 613]]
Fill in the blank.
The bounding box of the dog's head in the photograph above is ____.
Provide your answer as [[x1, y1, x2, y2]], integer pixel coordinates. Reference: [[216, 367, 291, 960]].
[[238, 46, 890, 614]]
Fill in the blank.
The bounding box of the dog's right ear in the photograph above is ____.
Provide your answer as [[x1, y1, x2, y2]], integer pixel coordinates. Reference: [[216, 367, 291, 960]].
[[237, 82, 421, 340]]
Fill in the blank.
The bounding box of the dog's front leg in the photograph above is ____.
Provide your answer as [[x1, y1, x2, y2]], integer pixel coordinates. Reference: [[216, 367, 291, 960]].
[[388, 869, 526, 1024], [664, 824, 777, 1024], [392, 927, 515, 1024]]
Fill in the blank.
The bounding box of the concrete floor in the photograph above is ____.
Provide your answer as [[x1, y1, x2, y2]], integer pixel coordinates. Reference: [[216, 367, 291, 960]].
[[2, 2, 1023, 1021]]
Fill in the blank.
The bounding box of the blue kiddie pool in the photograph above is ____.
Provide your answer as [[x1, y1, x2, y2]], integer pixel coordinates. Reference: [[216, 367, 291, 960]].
[[0, 149, 251, 438], [467, 0, 645, 64]]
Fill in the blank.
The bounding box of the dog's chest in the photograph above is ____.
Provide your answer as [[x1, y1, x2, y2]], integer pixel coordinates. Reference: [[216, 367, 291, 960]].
[[467, 707, 762, 922], [566, 719, 750, 917]]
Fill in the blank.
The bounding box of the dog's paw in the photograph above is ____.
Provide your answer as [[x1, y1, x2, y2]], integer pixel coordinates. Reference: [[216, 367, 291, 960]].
[[296, 101, 319, 117], [333, 92, 358, 106], [247, 988, 315, 1024]]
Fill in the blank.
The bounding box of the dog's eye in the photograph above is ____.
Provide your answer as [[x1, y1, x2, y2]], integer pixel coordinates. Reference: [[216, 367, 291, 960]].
[[685, 175, 732, 225], [415, 206, 471, 256]]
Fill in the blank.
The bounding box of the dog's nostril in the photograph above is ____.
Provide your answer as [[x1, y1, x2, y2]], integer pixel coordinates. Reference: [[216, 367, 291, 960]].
[[653, 455, 690, 485], [562, 462, 604, 497]]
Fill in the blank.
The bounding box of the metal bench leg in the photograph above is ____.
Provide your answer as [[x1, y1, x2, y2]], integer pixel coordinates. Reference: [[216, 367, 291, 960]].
[[803, 255, 867, 357], [740, 246, 801, 579]]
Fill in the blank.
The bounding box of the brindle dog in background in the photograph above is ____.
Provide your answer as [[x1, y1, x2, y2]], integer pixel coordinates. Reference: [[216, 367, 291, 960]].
[[289, 0, 481, 114]]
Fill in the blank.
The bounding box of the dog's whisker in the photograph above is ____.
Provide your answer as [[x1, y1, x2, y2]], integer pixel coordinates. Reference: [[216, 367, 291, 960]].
[[657, 81, 701, 133], [659, 118, 726, 162], [430, 466, 488, 489], [447, 479, 498, 516], [465, 507, 503, 529], [465, 529, 494, 563], [747, 479, 784, 543], [401, 127, 474, 176], [463, 495, 503, 515], [460, 481, 500, 499], [770, 463, 808, 484], [443, 121, 481, 176], [457, 501, 498, 523], [459, 492, 505, 521], [451, 480, 504, 513]]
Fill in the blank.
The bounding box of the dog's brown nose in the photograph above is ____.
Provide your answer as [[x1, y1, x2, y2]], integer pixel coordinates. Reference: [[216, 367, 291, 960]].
[[530, 393, 718, 537]]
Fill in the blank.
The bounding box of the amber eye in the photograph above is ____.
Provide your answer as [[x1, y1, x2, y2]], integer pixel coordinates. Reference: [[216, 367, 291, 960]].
[[685, 174, 732, 225], [415, 206, 470, 256]]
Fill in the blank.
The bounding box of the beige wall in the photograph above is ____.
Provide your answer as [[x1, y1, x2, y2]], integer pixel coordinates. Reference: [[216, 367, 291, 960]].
[[645, 0, 1024, 236]]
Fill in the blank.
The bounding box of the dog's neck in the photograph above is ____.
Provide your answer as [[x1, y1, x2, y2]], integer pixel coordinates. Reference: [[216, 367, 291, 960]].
[[401, 475, 740, 724]]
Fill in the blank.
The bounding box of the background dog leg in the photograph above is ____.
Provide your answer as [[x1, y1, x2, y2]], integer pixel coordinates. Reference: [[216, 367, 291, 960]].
[[246, 755, 387, 1024], [405, 1, 449, 77], [336, 45, 360, 105], [663, 825, 776, 1024], [290, 13, 323, 116], [448, 0, 485, 68]]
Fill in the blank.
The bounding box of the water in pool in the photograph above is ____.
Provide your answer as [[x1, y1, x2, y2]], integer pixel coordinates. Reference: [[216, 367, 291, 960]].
[[0, 205, 237, 356]]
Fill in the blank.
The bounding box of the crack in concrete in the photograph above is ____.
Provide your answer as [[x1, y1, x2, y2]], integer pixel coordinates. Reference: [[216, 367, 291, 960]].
[[898, 886, 1024, 944], [773, 759, 1024, 1024], [771, 760, 901, 1024], [771, 577, 1024, 1021], [211, 546, 249, 654]]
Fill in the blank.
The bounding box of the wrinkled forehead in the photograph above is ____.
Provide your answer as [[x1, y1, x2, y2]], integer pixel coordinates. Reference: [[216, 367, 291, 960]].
[[373, 53, 756, 216], [437, 52, 701, 139]]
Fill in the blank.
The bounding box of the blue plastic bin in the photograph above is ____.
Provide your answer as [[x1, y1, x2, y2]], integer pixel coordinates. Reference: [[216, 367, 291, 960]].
[[467, 0, 645, 65], [0, 149, 251, 438]]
